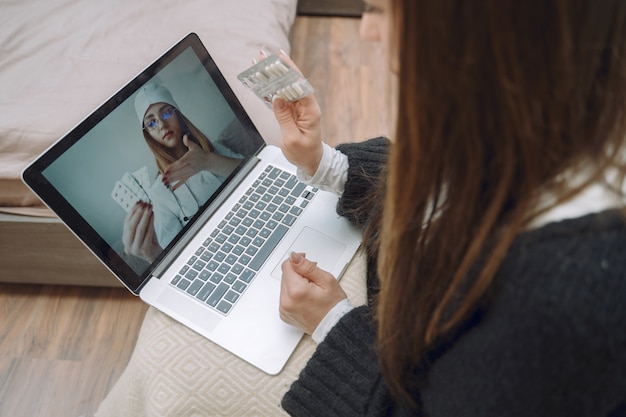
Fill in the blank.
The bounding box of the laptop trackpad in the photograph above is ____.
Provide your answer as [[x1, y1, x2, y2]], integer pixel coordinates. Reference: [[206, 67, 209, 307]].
[[270, 227, 346, 279]]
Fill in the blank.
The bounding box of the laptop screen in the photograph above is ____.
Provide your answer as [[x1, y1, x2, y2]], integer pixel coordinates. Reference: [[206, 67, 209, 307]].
[[23, 34, 265, 291]]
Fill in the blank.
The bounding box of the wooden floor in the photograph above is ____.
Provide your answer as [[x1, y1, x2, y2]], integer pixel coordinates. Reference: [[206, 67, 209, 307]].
[[290, 16, 395, 145], [0, 285, 147, 417], [0, 16, 393, 417]]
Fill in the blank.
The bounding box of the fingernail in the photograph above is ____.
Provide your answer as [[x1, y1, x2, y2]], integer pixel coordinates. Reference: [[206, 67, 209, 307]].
[[272, 95, 286, 110], [290, 251, 305, 265], [279, 49, 288, 57]]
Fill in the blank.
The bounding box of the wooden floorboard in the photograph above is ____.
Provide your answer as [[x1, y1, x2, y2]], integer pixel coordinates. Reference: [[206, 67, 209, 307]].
[[0, 284, 148, 416], [0, 15, 393, 416], [290, 16, 396, 145]]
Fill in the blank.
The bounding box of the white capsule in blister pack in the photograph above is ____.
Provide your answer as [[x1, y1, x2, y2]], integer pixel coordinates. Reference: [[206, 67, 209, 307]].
[[237, 55, 315, 108]]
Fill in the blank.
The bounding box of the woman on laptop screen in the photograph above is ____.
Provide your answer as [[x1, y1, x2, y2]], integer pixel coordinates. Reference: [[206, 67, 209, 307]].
[[123, 83, 243, 263]]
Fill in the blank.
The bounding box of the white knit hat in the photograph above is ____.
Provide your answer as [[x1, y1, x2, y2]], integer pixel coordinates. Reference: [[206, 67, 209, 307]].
[[134, 83, 179, 126]]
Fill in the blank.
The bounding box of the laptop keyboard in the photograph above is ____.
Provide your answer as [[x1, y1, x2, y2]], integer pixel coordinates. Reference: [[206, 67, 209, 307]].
[[170, 165, 318, 315]]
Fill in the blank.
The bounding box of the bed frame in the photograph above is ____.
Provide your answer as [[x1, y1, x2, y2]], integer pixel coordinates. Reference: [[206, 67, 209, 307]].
[[297, 0, 363, 17], [0, 213, 118, 286]]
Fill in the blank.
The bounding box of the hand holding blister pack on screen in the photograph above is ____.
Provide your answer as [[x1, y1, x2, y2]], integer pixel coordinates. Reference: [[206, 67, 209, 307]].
[[237, 54, 315, 108], [110, 166, 152, 212]]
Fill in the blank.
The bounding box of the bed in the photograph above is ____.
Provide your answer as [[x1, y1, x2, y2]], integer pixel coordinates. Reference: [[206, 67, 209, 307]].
[[0, 0, 297, 286]]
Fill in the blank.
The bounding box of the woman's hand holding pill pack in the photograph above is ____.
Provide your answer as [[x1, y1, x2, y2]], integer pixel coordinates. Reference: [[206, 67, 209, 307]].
[[238, 54, 315, 108]]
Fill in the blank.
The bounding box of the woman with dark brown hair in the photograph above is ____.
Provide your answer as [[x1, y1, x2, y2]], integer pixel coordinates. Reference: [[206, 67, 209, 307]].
[[274, 0, 626, 415]]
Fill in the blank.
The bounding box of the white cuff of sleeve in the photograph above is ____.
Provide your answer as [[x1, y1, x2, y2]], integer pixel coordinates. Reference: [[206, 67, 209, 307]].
[[296, 142, 349, 197], [311, 298, 354, 344]]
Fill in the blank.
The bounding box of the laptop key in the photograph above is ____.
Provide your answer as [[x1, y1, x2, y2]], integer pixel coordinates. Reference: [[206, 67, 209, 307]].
[[239, 254, 252, 265], [291, 182, 306, 197], [231, 263, 244, 275], [269, 167, 281, 179], [282, 214, 296, 226], [177, 278, 191, 290], [232, 280, 247, 293], [225, 254, 238, 265], [207, 283, 229, 307], [285, 176, 298, 189], [217, 301, 233, 314], [193, 260, 206, 271], [225, 290, 239, 303], [240, 269, 255, 283], [185, 269, 198, 280], [249, 224, 288, 271], [186, 279, 204, 296], [197, 282, 216, 301], [224, 273, 237, 284], [210, 273, 224, 284]]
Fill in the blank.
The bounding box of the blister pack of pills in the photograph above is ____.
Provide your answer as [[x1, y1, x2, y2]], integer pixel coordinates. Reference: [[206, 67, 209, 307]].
[[237, 54, 314, 108], [111, 166, 151, 212]]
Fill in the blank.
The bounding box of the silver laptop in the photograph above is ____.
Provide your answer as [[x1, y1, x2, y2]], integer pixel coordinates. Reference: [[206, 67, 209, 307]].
[[22, 33, 361, 374]]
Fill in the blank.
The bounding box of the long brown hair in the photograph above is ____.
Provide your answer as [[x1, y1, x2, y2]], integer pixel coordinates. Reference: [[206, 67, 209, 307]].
[[143, 110, 215, 175], [376, 0, 626, 404]]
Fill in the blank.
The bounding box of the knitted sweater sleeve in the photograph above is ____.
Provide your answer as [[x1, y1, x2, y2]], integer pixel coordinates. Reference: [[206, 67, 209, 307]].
[[281, 139, 392, 417], [335, 137, 390, 229], [281, 306, 395, 417]]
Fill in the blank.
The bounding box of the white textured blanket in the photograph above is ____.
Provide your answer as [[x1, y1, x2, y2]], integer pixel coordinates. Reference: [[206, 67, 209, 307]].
[[95, 251, 368, 417]]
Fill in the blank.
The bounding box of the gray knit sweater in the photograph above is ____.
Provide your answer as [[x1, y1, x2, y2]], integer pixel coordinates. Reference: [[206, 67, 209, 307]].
[[281, 138, 626, 417]]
